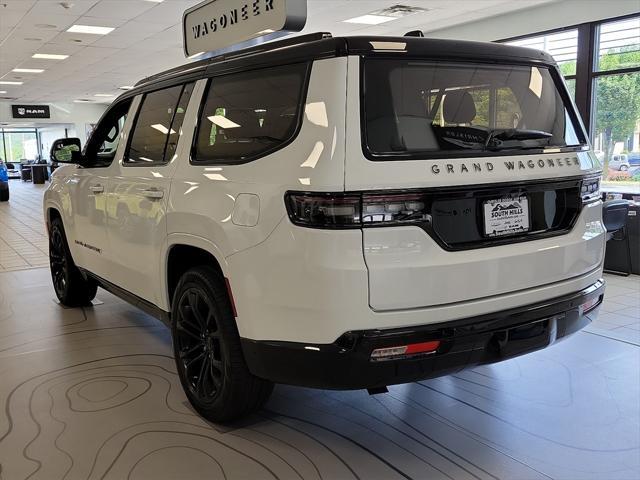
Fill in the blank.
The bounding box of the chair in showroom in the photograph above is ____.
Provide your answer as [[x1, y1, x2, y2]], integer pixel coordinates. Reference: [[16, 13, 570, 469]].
[[602, 199, 632, 276]]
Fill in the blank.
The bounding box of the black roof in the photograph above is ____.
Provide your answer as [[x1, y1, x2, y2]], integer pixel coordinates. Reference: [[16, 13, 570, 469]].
[[123, 32, 557, 98]]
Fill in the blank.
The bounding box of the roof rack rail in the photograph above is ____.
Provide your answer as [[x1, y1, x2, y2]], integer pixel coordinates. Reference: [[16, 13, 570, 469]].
[[135, 32, 333, 88]]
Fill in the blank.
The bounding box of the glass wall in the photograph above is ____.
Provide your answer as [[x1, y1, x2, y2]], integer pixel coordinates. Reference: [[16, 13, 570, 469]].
[[503, 14, 640, 188], [506, 29, 578, 98], [0, 129, 39, 163], [592, 17, 640, 185]]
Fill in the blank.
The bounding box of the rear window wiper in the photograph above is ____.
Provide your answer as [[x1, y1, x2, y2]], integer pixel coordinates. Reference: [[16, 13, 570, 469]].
[[485, 129, 553, 151]]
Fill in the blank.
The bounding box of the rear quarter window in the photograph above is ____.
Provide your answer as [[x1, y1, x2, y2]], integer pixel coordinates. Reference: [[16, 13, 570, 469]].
[[192, 62, 309, 165]]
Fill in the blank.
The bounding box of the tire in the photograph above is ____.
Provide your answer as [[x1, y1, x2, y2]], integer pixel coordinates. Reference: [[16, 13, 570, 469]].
[[171, 267, 273, 423], [0, 182, 8, 202], [49, 217, 98, 307]]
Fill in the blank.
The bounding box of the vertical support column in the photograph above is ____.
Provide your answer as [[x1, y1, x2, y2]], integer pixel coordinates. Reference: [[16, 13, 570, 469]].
[[574, 22, 596, 137]]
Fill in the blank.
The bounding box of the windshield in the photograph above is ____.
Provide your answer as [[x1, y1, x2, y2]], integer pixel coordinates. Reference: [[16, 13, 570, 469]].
[[363, 59, 586, 159]]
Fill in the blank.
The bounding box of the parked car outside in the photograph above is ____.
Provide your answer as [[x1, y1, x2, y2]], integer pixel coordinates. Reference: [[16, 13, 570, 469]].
[[609, 154, 630, 171], [0, 162, 9, 201], [627, 152, 640, 166]]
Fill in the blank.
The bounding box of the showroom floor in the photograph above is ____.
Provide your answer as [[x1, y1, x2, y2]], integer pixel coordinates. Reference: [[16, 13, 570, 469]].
[[0, 181, 638, 480]]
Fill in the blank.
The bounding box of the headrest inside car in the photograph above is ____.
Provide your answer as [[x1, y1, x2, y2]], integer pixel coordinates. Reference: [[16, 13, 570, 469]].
[[443, 90, 477, 124]]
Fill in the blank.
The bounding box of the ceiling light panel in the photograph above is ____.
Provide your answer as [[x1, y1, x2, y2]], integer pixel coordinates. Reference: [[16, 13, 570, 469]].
[[0, 81, 23, 85], [344, 15, 396, 25], [32, 54, 69, 60], [67, 25, 115, 35], [12, 68, 45, 73], [344, 5, 428, 25]]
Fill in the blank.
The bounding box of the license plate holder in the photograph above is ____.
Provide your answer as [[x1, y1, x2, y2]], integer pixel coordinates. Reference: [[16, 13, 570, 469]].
[[483, 196, 530, 237]]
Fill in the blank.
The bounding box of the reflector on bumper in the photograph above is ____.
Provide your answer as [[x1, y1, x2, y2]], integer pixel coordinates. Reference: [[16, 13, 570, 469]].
[[370, 340, 441, 362]]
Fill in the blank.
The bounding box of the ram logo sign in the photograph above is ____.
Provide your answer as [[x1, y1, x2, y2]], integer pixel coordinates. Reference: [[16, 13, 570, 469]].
[[182, 0, 307, 58], [12, 105, 50, 119]]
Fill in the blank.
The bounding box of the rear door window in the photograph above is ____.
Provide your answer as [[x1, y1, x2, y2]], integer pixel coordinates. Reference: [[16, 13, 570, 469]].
[[126, 83, 194, 165], [193, 62, 309, 165]]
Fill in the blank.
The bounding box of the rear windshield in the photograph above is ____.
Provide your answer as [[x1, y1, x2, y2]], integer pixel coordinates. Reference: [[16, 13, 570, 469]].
[[363, 59, 586, 159]]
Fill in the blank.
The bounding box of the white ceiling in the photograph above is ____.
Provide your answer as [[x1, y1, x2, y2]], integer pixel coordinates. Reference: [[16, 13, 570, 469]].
[[0, 0, 557, 104]]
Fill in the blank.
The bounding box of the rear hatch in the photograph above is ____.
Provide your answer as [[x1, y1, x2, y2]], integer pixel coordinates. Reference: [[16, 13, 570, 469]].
[[345, 54, 603, 311]]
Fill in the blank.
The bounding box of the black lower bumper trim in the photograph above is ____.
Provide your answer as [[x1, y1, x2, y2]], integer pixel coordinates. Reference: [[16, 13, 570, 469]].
[[241, 280, 605, 390]]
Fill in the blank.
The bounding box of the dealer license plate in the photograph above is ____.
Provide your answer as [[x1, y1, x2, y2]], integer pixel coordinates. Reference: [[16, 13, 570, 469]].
[[483, 196, 530, 237]]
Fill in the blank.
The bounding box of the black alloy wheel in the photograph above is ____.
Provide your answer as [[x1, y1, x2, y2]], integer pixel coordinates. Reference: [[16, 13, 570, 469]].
[[171, 267, 273, 423], [49, 224, 68, 298], [48, 217, 97, 307], [175, 286, 224, 403]]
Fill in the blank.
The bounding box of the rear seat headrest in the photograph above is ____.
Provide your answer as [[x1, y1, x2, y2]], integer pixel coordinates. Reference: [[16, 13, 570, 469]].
[[443, 90, 476, 124]]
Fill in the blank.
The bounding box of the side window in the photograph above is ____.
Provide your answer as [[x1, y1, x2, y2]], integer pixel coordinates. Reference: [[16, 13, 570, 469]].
[[165, 83, 195, 162], [193, 62, 308, 165], [126, 83, 194, 165], [85, 99, 132, 167]]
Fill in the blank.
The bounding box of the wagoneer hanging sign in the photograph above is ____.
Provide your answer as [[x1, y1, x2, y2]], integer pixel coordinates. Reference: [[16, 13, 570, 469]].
[[182, 0, 307, 58]]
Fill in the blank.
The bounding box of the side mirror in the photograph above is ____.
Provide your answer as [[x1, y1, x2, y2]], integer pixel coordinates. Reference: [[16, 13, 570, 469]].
[[50, 138, 82, 164]]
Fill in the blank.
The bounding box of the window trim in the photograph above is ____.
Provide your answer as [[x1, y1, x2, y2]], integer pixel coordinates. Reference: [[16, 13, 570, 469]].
[[82, 97, 133, 169], [359, 57, 588, 162], [189, 61, 312, 166], [123, 83, 193, 168]]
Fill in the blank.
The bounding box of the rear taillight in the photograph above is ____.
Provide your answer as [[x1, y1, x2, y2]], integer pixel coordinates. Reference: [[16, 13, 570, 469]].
[[286, 193, 361, 228], [581, 177, 600, 203], [286, 192, 430, 229]]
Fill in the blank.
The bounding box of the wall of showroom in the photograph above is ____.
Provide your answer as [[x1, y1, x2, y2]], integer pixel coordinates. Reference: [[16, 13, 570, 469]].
[[424, 0, 639, 41], [0, 101, 107, 145]]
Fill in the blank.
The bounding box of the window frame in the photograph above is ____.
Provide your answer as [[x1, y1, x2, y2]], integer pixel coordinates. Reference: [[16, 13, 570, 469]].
[[123, 83, 193, 168], [82, 97, 133, 168], [190, 61, 312, 166], [360, 57, 588, 162]]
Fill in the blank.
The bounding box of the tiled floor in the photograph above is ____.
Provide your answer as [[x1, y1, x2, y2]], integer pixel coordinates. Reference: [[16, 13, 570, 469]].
[[0, 180, 49, 272], [0, 180, 638, 480]]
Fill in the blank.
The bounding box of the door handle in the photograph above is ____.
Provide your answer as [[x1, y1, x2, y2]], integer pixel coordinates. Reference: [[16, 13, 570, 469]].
[[142, 188, 164, 199], [89, 184, 104, 194]]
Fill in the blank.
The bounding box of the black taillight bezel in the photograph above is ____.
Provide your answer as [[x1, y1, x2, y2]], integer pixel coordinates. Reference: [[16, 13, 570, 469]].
[[285, 175, 590, 250]]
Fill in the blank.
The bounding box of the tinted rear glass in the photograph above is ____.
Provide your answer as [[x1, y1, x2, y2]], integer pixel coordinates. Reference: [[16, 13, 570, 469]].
[[194, 63, 308, 164], [363, 60, 585, 159]]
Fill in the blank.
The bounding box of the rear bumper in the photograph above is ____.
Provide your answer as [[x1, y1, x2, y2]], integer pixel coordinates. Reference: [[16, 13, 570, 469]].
[[241, 279, 604, 389]]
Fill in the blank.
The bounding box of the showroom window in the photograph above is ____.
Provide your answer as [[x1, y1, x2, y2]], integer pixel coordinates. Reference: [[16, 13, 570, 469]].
[[506, 28, 579, 92], [502, 14, 640, 186], [193, 62, 309, 165], [126, 83, 194, 165], [0, 129, 39, 163]]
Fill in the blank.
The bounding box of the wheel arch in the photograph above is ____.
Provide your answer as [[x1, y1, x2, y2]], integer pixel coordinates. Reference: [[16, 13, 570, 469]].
[[45, 204, 63, 233], [162, 236, 230, 312]]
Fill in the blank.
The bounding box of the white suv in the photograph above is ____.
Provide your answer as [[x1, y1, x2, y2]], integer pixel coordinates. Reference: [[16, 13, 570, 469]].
[[45, 33, 606, 422]]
